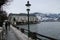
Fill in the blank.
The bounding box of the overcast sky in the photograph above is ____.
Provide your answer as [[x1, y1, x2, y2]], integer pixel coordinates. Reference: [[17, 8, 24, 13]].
[[3, 0, 60, 14]]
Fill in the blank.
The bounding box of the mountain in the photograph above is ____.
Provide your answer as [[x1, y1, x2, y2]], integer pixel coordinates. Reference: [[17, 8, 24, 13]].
[[33, 12, 60, 22]]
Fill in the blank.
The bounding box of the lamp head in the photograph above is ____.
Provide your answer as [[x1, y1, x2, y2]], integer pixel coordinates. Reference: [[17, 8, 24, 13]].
[[25, 1, 31, 7]]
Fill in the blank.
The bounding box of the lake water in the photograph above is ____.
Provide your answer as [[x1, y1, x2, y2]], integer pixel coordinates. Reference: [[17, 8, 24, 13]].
[[17, 22, 60, 40]]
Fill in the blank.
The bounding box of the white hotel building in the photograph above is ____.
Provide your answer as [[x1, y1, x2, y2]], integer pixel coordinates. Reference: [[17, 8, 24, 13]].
[[8, 13, 39, 24]]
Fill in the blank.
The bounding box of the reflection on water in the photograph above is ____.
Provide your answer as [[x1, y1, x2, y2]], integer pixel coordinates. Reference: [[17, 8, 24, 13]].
[[17, 22, 60, 40]]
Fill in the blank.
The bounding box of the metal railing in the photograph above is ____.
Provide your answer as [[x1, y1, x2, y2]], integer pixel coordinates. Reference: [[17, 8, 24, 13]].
[[19, 28, 57, 40], [11, 24, 57, 40]]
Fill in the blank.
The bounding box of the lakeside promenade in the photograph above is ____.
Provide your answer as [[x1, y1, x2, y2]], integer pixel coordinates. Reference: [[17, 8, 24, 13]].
[[5, 25, 32, 40], [7, 26, 18, 40], [1, 22, 57, 40]]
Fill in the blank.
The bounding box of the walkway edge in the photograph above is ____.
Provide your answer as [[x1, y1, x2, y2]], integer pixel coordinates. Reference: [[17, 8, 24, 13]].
[[10, 25, 32, 40]]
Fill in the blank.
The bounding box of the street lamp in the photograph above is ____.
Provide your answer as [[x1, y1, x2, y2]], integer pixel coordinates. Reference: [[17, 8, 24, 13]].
[[25, 1, 31, 37]]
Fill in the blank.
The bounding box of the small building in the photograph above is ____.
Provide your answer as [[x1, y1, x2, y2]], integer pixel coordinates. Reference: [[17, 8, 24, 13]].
[[8, 13, 39, 25]]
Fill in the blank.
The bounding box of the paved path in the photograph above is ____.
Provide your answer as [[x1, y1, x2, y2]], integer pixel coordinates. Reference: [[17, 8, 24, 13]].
[[5, 25, 32, 40], [7, 26, 18, 40]]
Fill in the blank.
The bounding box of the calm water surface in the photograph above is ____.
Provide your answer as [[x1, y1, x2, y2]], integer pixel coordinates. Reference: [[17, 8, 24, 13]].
[[17, 22, 60, 40]]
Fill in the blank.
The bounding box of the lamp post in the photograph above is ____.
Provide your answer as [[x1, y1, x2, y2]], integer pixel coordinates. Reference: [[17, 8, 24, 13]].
[[25, 1, 31, 37]]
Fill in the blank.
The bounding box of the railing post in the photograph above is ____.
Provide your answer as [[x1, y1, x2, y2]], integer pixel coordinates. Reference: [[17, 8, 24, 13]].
[[16, 27, 19, 29], [28, 31, 31, 37], [32, 32, 37, 40], [20, 28, 24, 33]]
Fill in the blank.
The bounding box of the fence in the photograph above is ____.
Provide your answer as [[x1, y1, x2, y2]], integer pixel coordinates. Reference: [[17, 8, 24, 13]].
[[11, 24, 57, 40], [19, 28, 57, 40]]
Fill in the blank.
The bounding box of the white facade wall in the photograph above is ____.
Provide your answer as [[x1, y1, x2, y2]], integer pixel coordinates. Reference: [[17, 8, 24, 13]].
[[9, 15, 38, 23]]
